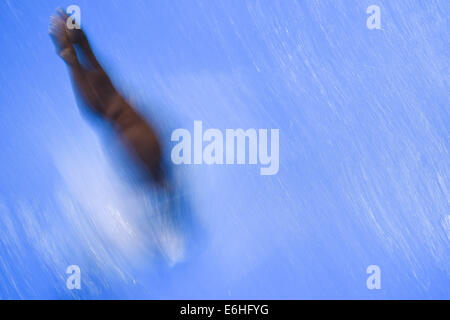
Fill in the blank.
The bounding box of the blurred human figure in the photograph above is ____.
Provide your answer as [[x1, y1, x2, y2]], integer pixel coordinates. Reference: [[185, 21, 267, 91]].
[[49, 8, 166, 187]]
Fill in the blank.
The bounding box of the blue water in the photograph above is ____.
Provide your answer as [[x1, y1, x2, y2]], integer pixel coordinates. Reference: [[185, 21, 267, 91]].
[[0, 0, 448, 299]]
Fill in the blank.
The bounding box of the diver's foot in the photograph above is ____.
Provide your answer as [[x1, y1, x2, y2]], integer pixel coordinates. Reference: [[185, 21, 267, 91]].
[[49, 12, 77, 65], [55, 8, 87, 45]]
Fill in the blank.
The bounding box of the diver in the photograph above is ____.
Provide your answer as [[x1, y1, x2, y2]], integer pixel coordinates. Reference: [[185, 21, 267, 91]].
[[49, 8, 167, 188]]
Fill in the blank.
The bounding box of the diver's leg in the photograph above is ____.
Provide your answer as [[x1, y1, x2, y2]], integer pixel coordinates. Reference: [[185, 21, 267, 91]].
[[56, 8, 102, 70], [49, 13, 104, 112], [49, 14, 78, 66]]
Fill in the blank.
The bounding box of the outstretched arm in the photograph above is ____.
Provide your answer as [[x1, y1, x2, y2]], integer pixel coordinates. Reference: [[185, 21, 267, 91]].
[[49, 9, 166, 186]]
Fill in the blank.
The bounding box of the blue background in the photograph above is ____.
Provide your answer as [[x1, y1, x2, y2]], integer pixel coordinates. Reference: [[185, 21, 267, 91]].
[[0, 0, 448, 299]]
